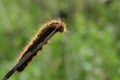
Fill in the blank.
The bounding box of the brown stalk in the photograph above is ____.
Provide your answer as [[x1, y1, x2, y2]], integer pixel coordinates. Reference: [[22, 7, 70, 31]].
[[2, 19, 66, 80]]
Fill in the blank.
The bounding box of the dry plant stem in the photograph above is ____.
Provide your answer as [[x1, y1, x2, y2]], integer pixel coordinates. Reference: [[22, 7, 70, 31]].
[[2, 20, 66, 80], [2, 29, 57, 80]]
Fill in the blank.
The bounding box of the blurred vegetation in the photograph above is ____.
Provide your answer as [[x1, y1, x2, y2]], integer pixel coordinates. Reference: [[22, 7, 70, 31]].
[[0, 0, 120, 80]]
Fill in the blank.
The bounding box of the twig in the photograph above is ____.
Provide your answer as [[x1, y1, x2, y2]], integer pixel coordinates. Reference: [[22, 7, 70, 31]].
[[2, 20, 66, 80]]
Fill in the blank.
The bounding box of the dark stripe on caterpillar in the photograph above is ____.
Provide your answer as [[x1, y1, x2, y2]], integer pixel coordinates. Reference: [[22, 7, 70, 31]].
[[2, 19, 66, 80], [17, 19, 66, 71]]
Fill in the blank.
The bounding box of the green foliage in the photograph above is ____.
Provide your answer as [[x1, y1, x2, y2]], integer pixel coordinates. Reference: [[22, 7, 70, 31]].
[[0, 0, 120, 80]]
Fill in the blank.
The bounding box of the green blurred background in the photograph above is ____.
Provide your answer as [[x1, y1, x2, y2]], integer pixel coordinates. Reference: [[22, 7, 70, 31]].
[[0, 0, 120, 80]]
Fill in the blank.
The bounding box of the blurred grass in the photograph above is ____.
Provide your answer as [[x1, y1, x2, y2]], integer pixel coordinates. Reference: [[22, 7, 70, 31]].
[[0, 0, 120, 80]]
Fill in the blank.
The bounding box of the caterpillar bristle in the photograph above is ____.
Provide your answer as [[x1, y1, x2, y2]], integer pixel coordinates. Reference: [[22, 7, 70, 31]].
[[17, 19, 66, 72]]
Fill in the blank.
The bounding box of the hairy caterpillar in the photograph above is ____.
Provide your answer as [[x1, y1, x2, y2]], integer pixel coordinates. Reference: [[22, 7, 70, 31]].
[[3, 19, 66, 80]]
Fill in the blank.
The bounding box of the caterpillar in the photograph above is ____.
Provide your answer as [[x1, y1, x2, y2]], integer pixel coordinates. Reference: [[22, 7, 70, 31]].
[[3, 19, 66, 80]]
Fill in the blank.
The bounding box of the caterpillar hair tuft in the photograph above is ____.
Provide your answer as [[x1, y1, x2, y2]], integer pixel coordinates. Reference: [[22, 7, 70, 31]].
[[17, 19, 66, 71]]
